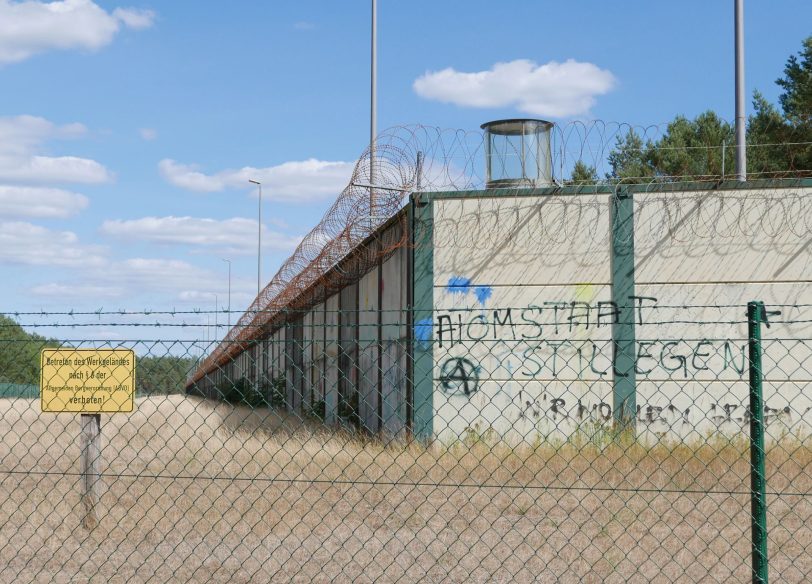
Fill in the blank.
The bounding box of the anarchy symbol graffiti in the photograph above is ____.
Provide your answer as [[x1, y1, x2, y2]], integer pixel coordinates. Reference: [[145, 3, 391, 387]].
[[439, 357, 479, 396]]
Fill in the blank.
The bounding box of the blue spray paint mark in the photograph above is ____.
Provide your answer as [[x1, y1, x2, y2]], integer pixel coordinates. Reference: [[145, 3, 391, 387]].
[[414, 317, 433, 349], [446, 275, 472, 294], [448, 275, 491, 306], [474, 285, 492, 306]]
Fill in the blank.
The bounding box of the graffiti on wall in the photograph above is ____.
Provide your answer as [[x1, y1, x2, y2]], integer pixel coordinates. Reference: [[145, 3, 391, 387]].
[[435, 297, 658, 346], [433, 379, 811, 441], [431, 299, 748, 382], [513, 389, 800, 431], [428, 275, 812, 440], [439, 357, 480, 396]]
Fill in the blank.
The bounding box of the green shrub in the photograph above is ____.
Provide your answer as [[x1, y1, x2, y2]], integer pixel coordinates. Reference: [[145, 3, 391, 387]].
[[218, 376, 266, 408], [337, 391, 360, 427], [307, 399, 326, 421], [266, 373, 286, 408]]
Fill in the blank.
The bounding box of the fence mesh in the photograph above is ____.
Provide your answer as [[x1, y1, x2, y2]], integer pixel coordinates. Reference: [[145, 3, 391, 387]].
[[0, 304, 810, 583]]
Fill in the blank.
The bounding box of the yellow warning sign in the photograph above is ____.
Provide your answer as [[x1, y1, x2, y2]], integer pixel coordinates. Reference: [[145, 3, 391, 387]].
[[40, 349, 135, 413]]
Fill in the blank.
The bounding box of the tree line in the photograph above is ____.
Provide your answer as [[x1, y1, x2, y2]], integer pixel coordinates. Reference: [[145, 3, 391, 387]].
[[0, 315, 195, 396], [569, 36, 811, 183]]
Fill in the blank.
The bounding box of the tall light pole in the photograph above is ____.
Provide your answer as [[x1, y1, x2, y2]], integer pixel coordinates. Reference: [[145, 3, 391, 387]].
[[734, 0, 746, 181], [221, 258, 231, 329], [248, 179, 262, 297], [370, 0, 377, 220]]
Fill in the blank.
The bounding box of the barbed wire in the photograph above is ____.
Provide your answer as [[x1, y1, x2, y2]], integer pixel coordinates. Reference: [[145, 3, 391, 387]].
[[5, 318, 812, 329], [146, 120, 809, 385], [5, 303, 812, 317]]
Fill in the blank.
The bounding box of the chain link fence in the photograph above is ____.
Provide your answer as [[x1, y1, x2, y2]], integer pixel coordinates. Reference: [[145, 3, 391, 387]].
[[0, 302, 809, 583], [1, 111, 810, 581]]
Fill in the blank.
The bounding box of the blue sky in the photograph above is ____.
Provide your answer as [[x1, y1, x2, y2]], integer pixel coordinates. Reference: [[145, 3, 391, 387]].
[[0, 0, 809, 341]]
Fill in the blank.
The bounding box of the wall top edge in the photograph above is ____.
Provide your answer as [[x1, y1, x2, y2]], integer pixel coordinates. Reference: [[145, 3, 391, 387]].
[[415, 178, 812, 201]]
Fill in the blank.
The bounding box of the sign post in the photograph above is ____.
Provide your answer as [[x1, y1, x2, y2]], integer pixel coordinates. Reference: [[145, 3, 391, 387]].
[[40, 349, 135, 529], [80, 413, 101, 528]]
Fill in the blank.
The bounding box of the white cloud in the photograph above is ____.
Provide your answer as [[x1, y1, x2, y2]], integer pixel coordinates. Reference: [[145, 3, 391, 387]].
[[0, 221, 106, 267], [413, 59, 617, 118], [293, 21, 316, 31], [100, 216, 302, 254], [177, 290, 218, 303], [158, 158, 354, 202], [0, 114, 85, 155], [157, 159, 220, 192], [102, 258, 259, 305], [139, 127, 157, 141], [178, 289, 254, 310], [29, 258, 230, 303], [112, 7, 155, 30], [0, 0, 155, 65], [0, 154, 111, 183], [107, 258, 212, 292], [0, 114, 112, 183], [30, 282, 123, 298], [0, 185, 88, 218]]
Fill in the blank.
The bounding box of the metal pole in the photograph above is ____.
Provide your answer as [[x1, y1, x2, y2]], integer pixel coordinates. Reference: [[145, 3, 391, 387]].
[[735, 0, 746, 181], [722, 139, 727, 179], [370, 0, 377, 217], [258, 183, 261, 295], [747, 301, 770, 584], [80, 413, 101, 529], [520, 124, 526, 180], [416, 151, 424, 191], [249, 179, 262, 296], [222, 258, 231, 329], [610, 186, 637, 427], [214, 294, 218, 340]]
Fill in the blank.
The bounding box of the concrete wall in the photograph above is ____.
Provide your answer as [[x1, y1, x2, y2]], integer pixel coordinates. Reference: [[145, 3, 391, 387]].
[[190, 181, 811, 444], [301, 225, 409, 434], [187, 220, 411, 436], [381, 244, 410, 434], [428, 184, 812, 443]]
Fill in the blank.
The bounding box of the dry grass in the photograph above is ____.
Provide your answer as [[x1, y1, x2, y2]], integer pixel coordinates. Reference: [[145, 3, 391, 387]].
[[0, 395, 810, 583]]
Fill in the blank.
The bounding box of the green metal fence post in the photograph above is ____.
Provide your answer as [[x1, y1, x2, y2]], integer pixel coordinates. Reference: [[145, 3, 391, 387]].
[[411, 191, 434, 441], [610, 186, 636, 426], [747, 300, 771, 584]]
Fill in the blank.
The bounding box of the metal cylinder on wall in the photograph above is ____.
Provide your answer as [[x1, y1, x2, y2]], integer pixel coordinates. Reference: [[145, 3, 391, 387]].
[[481, 119, 554, 189]]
